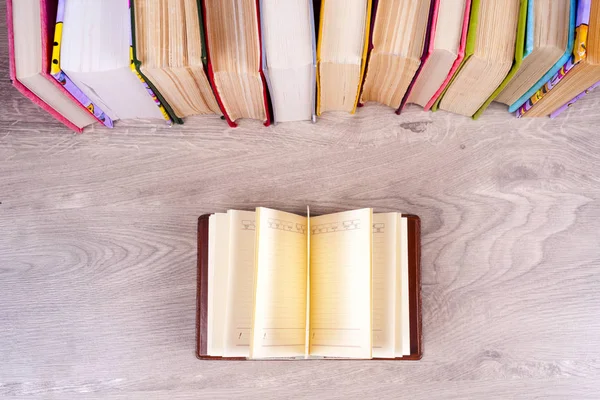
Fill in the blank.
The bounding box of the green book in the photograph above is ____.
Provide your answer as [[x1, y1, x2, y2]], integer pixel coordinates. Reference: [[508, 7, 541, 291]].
[[130, 0, 184, 125], [472, 0, 528, 119], [432, 0, 527, 117]]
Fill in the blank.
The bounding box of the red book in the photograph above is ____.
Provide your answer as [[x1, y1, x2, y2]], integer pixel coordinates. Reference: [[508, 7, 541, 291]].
[[201, 0, 271, 128]]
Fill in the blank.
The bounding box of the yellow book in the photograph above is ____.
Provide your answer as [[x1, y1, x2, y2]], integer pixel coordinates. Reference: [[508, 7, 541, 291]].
[[317, 0, 372, 115]]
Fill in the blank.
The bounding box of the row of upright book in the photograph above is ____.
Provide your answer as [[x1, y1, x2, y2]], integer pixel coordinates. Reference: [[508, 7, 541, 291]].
[[8, 0, 600, 133]]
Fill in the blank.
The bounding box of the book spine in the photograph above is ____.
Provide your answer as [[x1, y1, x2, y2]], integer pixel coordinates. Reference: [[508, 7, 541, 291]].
[[255, 0, 272, 127], [200, 0, 238, 127], [357, 0, 378, 108], [397, 0, 438, 114], [515, 0, 591, 118], [50, 0, 113, 128]]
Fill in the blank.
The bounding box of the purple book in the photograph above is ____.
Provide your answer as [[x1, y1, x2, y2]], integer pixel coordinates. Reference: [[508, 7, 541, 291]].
[[550, 81, 600, 118], [51, 0, 113, 128]]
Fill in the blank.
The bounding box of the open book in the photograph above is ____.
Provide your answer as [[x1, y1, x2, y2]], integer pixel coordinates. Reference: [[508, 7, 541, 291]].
[[196, 208, 422, 360]]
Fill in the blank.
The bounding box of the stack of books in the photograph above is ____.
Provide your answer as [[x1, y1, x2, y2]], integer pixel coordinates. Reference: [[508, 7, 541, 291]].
[[8, 0, 600, 132]]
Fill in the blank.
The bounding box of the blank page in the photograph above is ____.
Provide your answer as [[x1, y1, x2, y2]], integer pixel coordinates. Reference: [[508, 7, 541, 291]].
[[309, 209, 372, 358], [372, 213, 398, 358], [207, 213, 230, 356], [223, 210, 256, 357], [250, 208, 308, 358], [396, 215, 411, 356]]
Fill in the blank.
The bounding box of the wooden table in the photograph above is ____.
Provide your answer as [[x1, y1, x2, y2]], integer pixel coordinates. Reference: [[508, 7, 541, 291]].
[[1, 3, 600, 398]]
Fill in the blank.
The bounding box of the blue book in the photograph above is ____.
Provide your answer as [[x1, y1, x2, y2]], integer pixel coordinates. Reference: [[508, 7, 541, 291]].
[[523, 0, 535, 58], [508, 0, 576, 113]]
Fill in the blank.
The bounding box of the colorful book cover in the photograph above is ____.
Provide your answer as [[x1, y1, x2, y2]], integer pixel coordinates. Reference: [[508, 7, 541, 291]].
[[397, 0, 438, 114], [51, 0, 113, 128], [318, 0, 372, 115], [128, 1, 175, 126], [431, 0, 481, 112], [423, 0, 472, 111], [550, 80, 600, 118], [472, 0, 528, 120], [510, 0, 580, 113], [515, 0, 590, 117]]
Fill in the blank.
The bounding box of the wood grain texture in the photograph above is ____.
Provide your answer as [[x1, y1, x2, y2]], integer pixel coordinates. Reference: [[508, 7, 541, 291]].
[[1, 1, 600, 398]]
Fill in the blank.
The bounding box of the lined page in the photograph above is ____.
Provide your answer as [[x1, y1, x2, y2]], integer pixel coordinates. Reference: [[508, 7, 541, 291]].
[[309, 209, 372, 358], [396, 215, 411, 356], [372, 213, 398, 358], [207, 213, 230, 356], [250, 208, 308, 358], [223, 210, 256, 357]]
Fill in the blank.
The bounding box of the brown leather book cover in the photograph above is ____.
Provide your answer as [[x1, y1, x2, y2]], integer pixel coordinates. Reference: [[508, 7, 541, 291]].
[[196, 213, 422, 360]]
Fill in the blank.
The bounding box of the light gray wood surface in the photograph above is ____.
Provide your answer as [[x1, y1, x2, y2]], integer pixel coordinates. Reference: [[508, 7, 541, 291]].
[[1, 2, 600, 398]]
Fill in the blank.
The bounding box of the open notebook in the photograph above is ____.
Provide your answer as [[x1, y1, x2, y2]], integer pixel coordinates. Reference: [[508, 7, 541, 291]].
[[196, 208, 422, 360]]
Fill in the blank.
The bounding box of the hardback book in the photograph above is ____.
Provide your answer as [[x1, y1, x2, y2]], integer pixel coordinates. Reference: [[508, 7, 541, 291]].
[[51, 0, 113, 129], [519, 0, 599, 118], [360, 0, 432, 111], [550, 80, 600, 118], [435, 0, 522, 117], [472, 0, 528, 119], [260, 0, 317, 124], [317, 0, 371, 115], [131, 0, 221, 122], [57, 0, 172, 124], [196, 208, 422, 360], [202, 0, 271, 127], [495, 0, 573, 110], [405, 0, 471, 110], [7, 0, 102, 133], [509, 0, 577, 113], [515, 1, 590, 117]]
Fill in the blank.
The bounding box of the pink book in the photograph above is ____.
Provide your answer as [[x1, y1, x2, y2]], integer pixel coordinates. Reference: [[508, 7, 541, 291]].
[[7, 0, 80, 132], [398, 0, 440, 113], [7, 0, 108, 132], [423, 0, 472, 111]]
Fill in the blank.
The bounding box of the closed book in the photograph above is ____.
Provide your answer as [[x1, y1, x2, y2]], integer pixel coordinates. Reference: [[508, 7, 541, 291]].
[[434, 0, 523, 117], [495, 0, 573, 113], [508, 0, 577, 113], [317, 0, 372, 115], [517, 0, 598, 118], [7, 0, 104, 132], [472, 0, 528, 119], [404, 0, 472, 111], [202, 0, 271, 127]]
